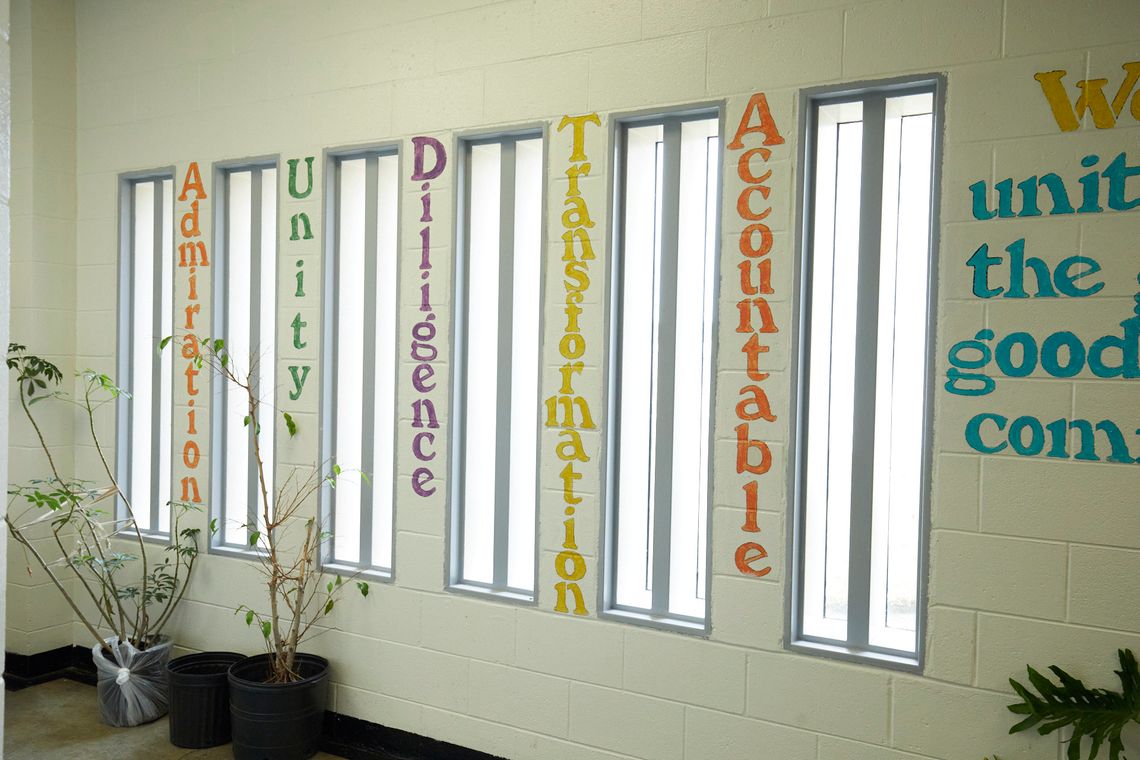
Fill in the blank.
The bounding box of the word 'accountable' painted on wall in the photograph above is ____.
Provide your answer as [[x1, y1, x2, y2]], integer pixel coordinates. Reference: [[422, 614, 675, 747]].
[[726, 93, 783, 579], [410, 137, 447, 498], [547, 112, 600, 616], [176, 162, 209, 504]]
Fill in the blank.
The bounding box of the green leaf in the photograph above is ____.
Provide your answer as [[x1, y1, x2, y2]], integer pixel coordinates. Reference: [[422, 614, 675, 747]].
[[158, 335, 173, 351], [335, 575, 343, 586], [283, 411, 297, 438], [357, 581, 369, 598], [323, 599, 334, 615], [260, 621, 272, 639], [245, 610, 255, 626], [248, 531, 260, 548], [243, 415, 251, 427], [209, 518, 218, 535]]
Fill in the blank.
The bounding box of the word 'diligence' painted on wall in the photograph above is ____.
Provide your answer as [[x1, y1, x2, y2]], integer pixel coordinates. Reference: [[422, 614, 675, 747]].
[[409, 137, 447, 498]]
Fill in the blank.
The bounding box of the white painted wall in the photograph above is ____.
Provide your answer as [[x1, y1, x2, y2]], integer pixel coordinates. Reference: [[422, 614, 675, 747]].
[[6, 0, 78, 655], [5, 1, 1140, 759], [0, 0, 11, 727]]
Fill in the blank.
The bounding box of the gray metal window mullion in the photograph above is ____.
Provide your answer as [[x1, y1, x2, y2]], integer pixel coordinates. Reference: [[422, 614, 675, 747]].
[[247, 169, 263, 540], [150, 179, 164, 532], [359, 156, 380, 568], [492, 139, 517, 590], [329, 160, 343, 561], [846, 94, 887, 649], [121, 181, 137, 524], [650, 121, 682, 614]]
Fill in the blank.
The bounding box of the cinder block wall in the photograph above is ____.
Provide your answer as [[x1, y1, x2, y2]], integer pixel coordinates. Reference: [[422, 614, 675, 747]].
[[7, 1, 1140, 759]]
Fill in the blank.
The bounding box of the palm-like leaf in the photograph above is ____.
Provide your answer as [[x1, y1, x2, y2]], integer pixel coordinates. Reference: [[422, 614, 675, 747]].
[[1006, 649, 1139, 760]]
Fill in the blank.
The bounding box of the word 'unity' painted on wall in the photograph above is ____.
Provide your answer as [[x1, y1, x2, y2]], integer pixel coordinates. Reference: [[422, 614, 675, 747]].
[[547, 113, 600, 616], [286, 156, 316, 404], [947, 59, 1140, 464], [728, 93, 784, 579]]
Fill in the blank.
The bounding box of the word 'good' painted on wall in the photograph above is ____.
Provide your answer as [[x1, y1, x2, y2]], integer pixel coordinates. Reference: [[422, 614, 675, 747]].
[[1036, 60, 1140, 132], [287, 157, 315, 402], [547, 112, 600, 616], [176, 162, 210, 504], [409, 136, 447, 498], [726, 93, 783, 579]]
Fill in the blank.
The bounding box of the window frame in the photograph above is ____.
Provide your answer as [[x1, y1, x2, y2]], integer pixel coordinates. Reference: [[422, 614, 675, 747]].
[[319, 142, 403, 583], [787, 75, 945, 670], [447, 124, 549, 605], [600, 103, 725, 635], [116, 168, 177, 543], [209, 156, 281, 558]]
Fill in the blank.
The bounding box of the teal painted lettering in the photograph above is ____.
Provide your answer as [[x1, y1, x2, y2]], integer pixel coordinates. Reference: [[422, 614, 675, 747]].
[[1104, 152, 1140, 211], [288, 365, 311, 401], [290, 212, 313, 240], [967, 244, 1003, 298], [965, 412, 1008, 454], [287, 157, 314, 199], [291, 313, 308, 349]]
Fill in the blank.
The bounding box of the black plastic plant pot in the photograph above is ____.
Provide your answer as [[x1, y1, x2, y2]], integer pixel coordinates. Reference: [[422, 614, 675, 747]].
[[228, 653, 330, 760], [167, 651, 246, 748]]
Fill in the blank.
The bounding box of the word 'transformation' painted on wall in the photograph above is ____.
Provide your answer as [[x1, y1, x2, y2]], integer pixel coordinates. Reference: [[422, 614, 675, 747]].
[[727, 93, 784, 579], [176, 162, 209, 504], [946, 59, 1140, 464], [547, 112, 600, 616], [409, 136, 447, 498]]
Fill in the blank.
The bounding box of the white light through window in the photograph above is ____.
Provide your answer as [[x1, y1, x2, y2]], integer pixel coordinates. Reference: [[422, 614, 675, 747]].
[[452, 133, 543, 596], [215, 165, 277, 549], [325, 150, 399, 573], [797, 83, 938, 660], [607, 112, 720, 624], [118, 175, 174, 535]]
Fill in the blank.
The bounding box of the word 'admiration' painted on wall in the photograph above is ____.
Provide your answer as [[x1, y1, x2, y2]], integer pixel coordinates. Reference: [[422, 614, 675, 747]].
[[288, 156, 315, 403], [547, 113, 599, 616], [728, 93, 784, 579], [947, 59, 1140, 463], [410, 137, 447, 498], [176, 163, 209, 504], [1035, 60, 1140, 132]]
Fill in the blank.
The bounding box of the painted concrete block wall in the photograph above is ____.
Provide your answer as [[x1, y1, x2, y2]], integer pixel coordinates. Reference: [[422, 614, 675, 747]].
[[4, 0, 1139, 758], [6, 0, 78, 655], [0, 0, 11, 716]]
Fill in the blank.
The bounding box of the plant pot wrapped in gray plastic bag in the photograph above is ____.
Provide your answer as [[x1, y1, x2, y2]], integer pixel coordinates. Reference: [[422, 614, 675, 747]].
[[92, 636, 173, 727]]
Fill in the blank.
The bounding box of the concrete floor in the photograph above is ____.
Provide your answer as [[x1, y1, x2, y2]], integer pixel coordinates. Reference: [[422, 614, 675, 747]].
[[4, 678, 341, 759]]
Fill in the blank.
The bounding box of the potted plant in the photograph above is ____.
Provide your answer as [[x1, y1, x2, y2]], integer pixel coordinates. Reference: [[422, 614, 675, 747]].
[[5, 343, 208, 727], [181, 337, 369, 760], [986, 648, 1139, 760]]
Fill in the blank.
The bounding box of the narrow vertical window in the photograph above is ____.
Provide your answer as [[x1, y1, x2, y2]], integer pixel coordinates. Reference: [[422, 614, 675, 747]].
[[117, 174, 175, 535], [213, 164, 278, 549], [322, 148, 399, 575], [451, 132, 544, 598], [605, 111, 720, 626], [794, 80, 940, 663]]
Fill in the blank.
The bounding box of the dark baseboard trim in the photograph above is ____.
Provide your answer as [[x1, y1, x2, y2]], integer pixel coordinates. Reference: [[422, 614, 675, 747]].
[[5, 649, 505, 760], [4, 645, 97, 690], [323, 712, 506, 760]]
